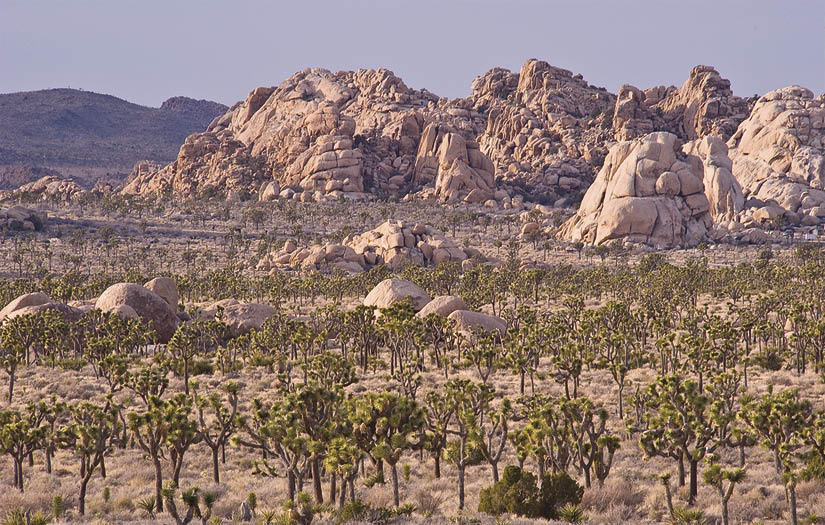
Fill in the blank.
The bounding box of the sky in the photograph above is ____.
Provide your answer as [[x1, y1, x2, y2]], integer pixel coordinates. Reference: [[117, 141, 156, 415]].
[[1, 0, 823, 107]]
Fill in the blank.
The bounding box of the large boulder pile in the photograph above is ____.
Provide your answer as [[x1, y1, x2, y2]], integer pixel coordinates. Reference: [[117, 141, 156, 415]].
[[0, 206, 47, 231], [413, 122, 496, 202], [560, 132, 736, 247], [614, 66, 751, 143], [122, 68, 501, 203], [191, 299, 277, 337], [9, 176, 84, 202], [471, 59, 616, 204], [727, 86, 825, 222], [257, 220, 480, 273]]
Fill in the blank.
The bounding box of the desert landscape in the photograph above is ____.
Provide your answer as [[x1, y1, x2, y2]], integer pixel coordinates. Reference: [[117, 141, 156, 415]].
[[1, 2, 824, 524]]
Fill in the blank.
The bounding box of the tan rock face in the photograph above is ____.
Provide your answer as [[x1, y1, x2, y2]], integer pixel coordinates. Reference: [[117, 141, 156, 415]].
[[2, 176, 84, 203], [416, 296, 468, 318], [727, 86, 825, 215], [257, 220, 477, 273], [472, 59, 616, 203], [144, 277, 179, 312], [363, 278, 431, 311], [447, 310, 506, 335], [413, 123, 495, 202], [682, 136, 744, 222], [0, 292, 51, 321], [95, 283, 178, 342], [560, 132, 735, 247], [614, 66, 751, 143], [122, 67, 496, 202], [193, 299, 277, 337]]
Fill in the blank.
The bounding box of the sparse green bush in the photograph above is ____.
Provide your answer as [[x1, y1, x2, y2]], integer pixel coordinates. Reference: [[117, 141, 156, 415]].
[[478, 465, 539, 517], [801, 452, 825, 481], [51, 494, 63, 520], [2, 509, 50, 525], [539, 471, 584, 520]]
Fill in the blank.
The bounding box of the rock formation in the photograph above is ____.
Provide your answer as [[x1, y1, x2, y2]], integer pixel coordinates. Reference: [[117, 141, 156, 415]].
[[0, 206, 48, 231], [363, 278, 431, 311], [0, 175, 84, 202], [727, 87, 825, 220], [122, 68, 500, 203], [192, 299, 278, 337], [257, 220, 481, 273], [613, 66, 751, 143], [95, 283, 178, 342], [471, 59, 616, 204], [560, 132, 723, 247]]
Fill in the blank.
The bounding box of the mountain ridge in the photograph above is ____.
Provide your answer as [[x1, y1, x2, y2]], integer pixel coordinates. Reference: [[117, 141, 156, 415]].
[[0, 88, 227, 187]]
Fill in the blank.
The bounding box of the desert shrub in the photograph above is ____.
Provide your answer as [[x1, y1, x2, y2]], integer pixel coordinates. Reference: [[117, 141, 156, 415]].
[[336, 499, 393, 524], [51, 494, 63, 520], [191, 358, 215, 376], [2, 509, 50, 525], [801, 452, 825, 481], [754, 347, 784, 371], [670, 506, 707, 524], [478, 465, 540, 517], [559, 503, 588, 524], [57, 357, 86, 370], [414, 489, 445, 517], [539, 471, 584, 520]]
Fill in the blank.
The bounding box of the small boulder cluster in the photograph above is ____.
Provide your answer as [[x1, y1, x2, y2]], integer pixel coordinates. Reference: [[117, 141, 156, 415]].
[[256, 220, 484, 273], [364, 278, 505, 334], [0, 205, 48, 232]]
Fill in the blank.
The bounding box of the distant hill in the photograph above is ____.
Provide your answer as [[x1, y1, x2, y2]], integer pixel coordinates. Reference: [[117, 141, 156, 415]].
[[0, 88, 227, 186]]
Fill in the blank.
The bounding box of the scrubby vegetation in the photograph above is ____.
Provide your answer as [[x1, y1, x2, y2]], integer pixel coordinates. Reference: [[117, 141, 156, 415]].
[[3, 197, 825, 524]]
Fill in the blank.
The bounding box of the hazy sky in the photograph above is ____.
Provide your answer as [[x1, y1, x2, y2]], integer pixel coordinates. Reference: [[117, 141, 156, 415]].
[[2, 0, 823, 107]]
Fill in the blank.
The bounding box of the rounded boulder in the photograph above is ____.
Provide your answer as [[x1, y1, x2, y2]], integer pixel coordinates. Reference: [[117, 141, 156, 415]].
[[447, 310, 506, 335], [144, 277, 179, 312], [363, 278, 431, 312], [417, 295, 468, 318], [95, 283, 178, 342], [0, 292, 50, 321]]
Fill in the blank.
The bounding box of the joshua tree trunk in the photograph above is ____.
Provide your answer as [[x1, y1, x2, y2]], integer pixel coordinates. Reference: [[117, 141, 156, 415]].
[[212, 447, 220, 483], [312, 458, 323, 504], [457, 464, 467, 509], [153, 456, 164, 513], [688, 458, 698, 505]]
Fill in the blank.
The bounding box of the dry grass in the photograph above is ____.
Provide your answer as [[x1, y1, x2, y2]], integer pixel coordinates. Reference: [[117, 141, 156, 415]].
[[3, 353, 824, 524]]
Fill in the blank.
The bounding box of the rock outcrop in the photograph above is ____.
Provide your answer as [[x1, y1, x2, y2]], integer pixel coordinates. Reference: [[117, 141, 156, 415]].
[[4, 302, 84, 323], [144, 277, 179, 312], [416, 296, 468, 318], [95, 283, 178, 342], [560, 132, 728, 247], [413, 123, 496, 202], [447, 310, 506, 335], [0, 292, 51, 321], [363, 278, 431, 311], [192, 299, 277, 337], [257, 220, 479, 273], [682, 136, 744, 222], [0, 206, 47, 231], [613, 66, 751, 143], [122, 68, 499, 203], [471, 59, 616, 204], [727, 86, 825, 219]]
